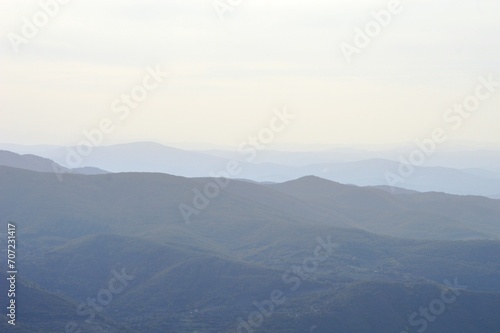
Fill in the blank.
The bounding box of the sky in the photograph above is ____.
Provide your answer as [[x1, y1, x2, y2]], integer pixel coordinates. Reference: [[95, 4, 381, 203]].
[[1, 0, 499, 149]]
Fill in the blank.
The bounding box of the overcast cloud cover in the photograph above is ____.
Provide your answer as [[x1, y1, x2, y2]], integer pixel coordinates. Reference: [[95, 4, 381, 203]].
[[1, 0, 499, 148]]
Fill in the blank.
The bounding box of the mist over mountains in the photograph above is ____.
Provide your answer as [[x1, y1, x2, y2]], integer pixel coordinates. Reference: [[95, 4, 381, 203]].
[[2, 142, 500, 197], [4, 0, 500, 331], [0, 145, 500, 332]]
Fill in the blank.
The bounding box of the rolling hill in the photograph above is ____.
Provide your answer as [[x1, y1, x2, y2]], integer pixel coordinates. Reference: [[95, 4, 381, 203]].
[[1, 166, 500, 332]]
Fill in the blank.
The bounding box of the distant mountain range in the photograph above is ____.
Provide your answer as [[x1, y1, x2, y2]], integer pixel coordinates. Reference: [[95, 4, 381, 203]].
[[0, 150, 107, 176], [1, 142, 500, 197], [1, 165, 500, 332]]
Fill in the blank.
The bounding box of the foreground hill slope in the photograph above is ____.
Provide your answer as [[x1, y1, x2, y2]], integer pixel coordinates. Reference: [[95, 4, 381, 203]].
[[261, 281, 500, 333], [0, 271, 137, 333]]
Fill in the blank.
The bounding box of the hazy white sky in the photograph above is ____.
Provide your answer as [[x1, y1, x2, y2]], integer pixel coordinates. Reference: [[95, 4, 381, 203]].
[[1, 0, 499, 148]]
